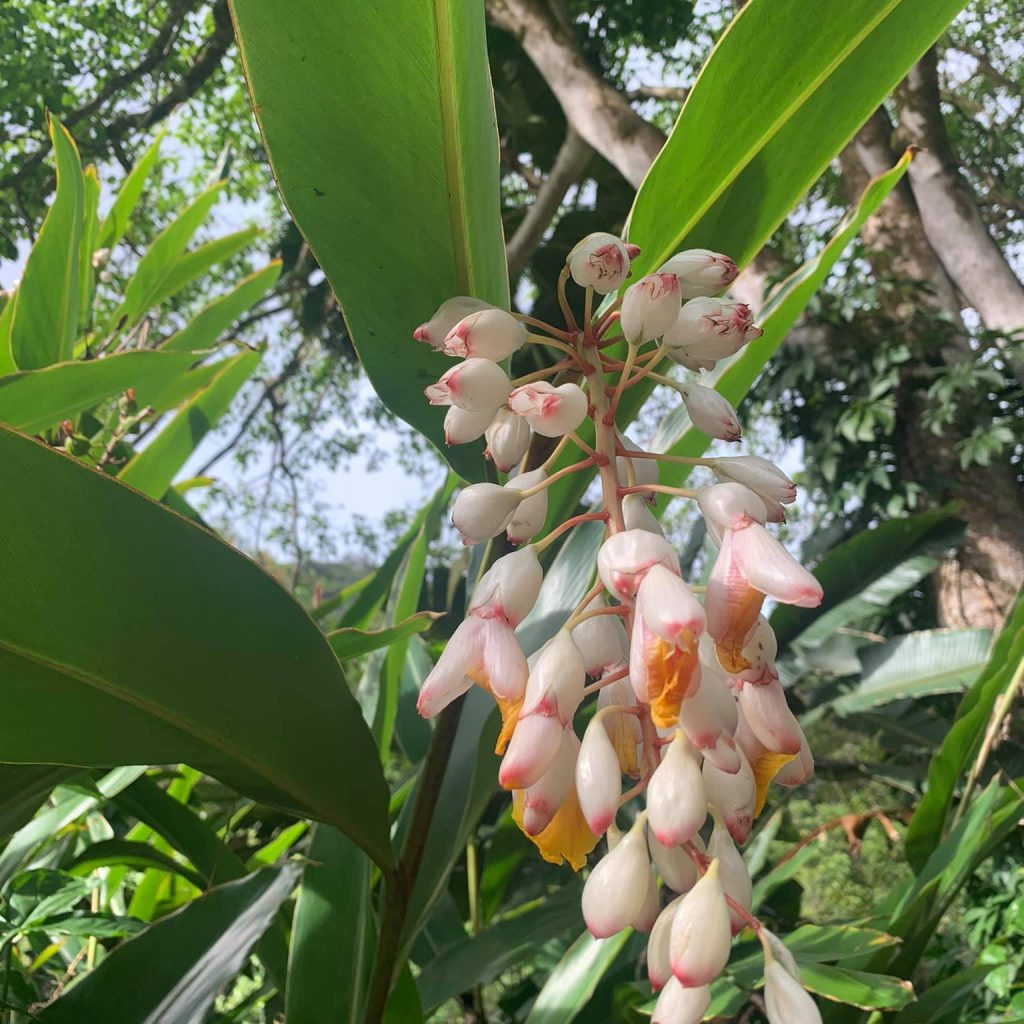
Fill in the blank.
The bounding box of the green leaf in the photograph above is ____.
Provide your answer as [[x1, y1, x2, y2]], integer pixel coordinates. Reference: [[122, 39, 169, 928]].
[[524, 930, 632, 1024], [36, 864, 301, 1024], [245, 820, 308, 869], [416, 886, 582, 1013], [11, 116, 84, 369], [892, 964, 997, 1023], [96, 130, 164, 251], [111, 183, 224, 332], [0, 351, 224, 435], [78, 165, 101, 327], [625, 0, 963, 274], [0, 425, 393, 868], [286, 825, 372, 1024], [160, 261, 282, 353], [0, 294, 16, 376], [328, 612, 442, 662], [67, 839, 208, 890], [904, 589, 1024, 870], [0, 766, 76, 841], [772, 505, 963, 650], [230, 0, 508, 480], [784, 923, 902, 962], [827, 628, 992, 714], [118, 350, 262, 497], [0, 767, 145, 889], [799, 963, 915, 1011]]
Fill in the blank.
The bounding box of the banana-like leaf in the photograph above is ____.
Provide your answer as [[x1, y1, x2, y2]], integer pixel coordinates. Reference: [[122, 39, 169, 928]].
[[892, 964, 996, 1024], [827, 628, 992, 714], [10, 117, 84, 369], [329, 613, 442, 662], [229, 0, 508, 480], [118, 349, 262, 498], [904, 590, 1024, 870], [0, 350, 225, 435], [160, 261, 281, 353], [36, 864, 301, 1024], [0, 425, 393, 868], [96, 130, 164, 252], [67, 839, 208, 890], [799, 963, 915, 1011], [79, 165, 101, 326]]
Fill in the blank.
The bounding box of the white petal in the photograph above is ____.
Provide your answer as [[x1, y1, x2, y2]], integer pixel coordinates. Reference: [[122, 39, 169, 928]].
[[444, 405, 496, 445], [729, 522, 823, 607], [621, 273, 682, 343], [669, 859, 732, 986], [443, 307, 526, 361], [576, 718, 622, 835], [505, 468, 548, 544], [485, 409, 531, 472], [452, 483, 521, 545], [652, 978, 711, 1024], [469, 547, 544, 627], [765, 960, 823, 1024], [520, 631, 585, 723], [426, 357, 510, 411], [598, 529, 679, 600], [647, 732, 707, 847], [499, 712, 564, 790], [521, 728, 578, 835], [632, 868, 661, 932], [736, 678, 802, 755], [703, 747, 756, 845], [413, 296, 492, 349], [416, 617, 484, 718], [582, 826, 650, 938], [707, 819, 752, 934], [680, 383, 741, 442], [647, 895, 683, 991]]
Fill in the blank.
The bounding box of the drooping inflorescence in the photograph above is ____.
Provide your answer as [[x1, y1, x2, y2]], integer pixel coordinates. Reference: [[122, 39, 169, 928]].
[[413, 234, 825, 1023]]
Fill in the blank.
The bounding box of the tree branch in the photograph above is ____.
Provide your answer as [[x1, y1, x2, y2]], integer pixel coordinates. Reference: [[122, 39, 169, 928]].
[[506, 127, 593, 282]]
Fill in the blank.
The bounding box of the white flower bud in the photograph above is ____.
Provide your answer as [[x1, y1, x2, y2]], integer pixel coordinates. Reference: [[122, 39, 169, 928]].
[[508, 381, 588, 437], [505, 468, 547, 544], [413, 296, 492, 349], [520, 728, 578, 836], [568, 232, 632, 295], [763, 928, 802, 980], [736, 678, 802, 756], [576, 716, 622, 836], [597, 529, 679, 600], [443, 308, 527, 361], [679, 383, 741, 442], [649, 832, 703, 895], [679, 644, 741, 774], [633, 867, 661, 932], [582, 824, 650, 938], [444, 405, 496, 446], [664, 297, 761, 358], [468, 547, 543, 627], [647, 732, 706, 847], [499, 712, 564, 790], [658, 249, 738, 299], [621, 273, 682, 344], [572, 597, 628, 677], [668, 346, 717, 373], [652, 978, 712, 1024], [452, 483, 522, 546], [774, 725, 814, 787], [764, 960, 823, 1024], [703, 746, 756, 845], [485, 409, 532, 472], [712, 455, 797, 506], [622, 493, 665, 535], [425, 358, 511, 411], [647, 895, 683, 991], [697, 482, 767, 543], [520, 631, 586, 723], [707, 817, 752, 934], [669, 859, 732, 986]]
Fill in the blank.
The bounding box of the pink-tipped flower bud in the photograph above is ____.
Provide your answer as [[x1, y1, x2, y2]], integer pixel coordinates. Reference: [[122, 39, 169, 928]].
[[678, 638, 741, 773], [425, 358, 510, 411], [697, 482, 767, 545], [774, 725, 814, 787], [669, 859, 732, 986], [597, 529, 679, 600], [452, 482, 522, 546], [413, 296, 492, 349], [658, 248, 738, 299], [505, 468, 547, 544], [520, 630, 586, 723], [468, 547, 543, 627], [572, 597, 628, 677], [647, 732, 707, 848], [567, 232, 632, 295], [678, 383, 741, 442], [576, 716, 622, 836], [708, 816, 752, 934], [652, 978, 712, 1024], [649, 831, 704, 895], [444, 405, 496, 446], [703, 746, 756, 844], [616, 433, 659, 498], [763, 927, 802, 981], [499, 712, 565, 790], [736, 677, 802, 756], [582, 824, 650, 938], [484, 409, 532, 472], [623, 493, 665, 535], [664, 297, 761, 358], [508, 381, 587, 438], [765, 960, 823, 1024], [519, 728, 578, 836], [621, 273, 682, 344], [712, 455, 797, 505], [443, 307, 527, 361], [648, 895, 683, 991]]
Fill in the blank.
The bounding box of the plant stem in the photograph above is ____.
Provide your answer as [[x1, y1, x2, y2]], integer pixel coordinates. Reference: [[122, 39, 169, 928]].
[[511, 312, 573, 341]]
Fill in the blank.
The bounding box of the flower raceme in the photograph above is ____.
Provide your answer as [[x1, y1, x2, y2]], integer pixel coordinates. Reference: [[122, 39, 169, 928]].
[[411, 233, 824, 1016]]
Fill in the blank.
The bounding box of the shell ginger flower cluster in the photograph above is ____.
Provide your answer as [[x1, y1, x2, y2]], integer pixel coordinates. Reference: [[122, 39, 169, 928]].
[[414, 232, 824, 1024]]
